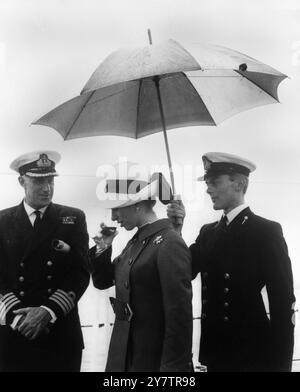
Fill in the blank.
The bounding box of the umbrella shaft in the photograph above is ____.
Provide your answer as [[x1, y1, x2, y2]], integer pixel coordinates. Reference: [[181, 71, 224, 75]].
[[147, 29, 153, 45], [162, 128, 176, 194], [154, 77, 176, 195]]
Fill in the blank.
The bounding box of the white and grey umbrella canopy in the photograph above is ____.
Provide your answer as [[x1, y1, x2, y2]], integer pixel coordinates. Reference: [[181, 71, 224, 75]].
[[32, 39, 287, 141]]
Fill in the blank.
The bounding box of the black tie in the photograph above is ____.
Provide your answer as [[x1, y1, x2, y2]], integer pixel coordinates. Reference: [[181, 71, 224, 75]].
[[218, 215, 228, 232], [33, 210, 42, 231]]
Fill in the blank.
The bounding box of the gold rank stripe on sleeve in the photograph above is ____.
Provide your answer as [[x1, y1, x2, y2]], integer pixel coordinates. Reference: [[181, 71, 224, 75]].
[[0, 293, 21, 325], [49, 289, 75, 315]]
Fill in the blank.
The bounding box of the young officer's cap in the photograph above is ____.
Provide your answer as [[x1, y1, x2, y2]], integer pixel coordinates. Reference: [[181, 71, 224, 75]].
[[10, 150, 61, 177], [198, 152, 256, 181]]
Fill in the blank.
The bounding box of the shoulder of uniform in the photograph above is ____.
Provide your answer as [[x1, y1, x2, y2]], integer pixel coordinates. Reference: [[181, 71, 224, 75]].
[[0, 205, 18, 219], [202, 221, 218, 231], [193, 221, 218, 243], [251, 213, 280, 229], [248, 213, 283, 238], [152, 226, 186, 247]]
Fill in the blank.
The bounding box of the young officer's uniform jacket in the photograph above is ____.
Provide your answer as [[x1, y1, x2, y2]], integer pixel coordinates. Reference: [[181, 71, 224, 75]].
[[190, 207, 295, 372]]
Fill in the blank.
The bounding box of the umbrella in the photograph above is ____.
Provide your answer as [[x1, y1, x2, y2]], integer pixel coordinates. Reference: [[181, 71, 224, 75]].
[[32, 34, 287, 193]]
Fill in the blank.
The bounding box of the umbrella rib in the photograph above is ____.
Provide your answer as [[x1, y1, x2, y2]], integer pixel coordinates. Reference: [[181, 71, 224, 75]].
[[199, 67, 282, 74], [181, 73, 217, 126], [87, 84, 138, 107], [64, 84, 138, 139], [188, 75, 241, 78], [234, 70, 281, 101], [64, 91, 97, 140]]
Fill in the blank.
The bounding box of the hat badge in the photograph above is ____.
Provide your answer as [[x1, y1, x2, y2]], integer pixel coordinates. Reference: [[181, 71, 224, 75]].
[[202, 157, 212, 171], [37, 154, 51, 168]]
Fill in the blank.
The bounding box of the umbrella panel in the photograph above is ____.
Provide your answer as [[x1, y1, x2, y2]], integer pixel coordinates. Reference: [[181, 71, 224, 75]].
[[33, 69, 283, 140]]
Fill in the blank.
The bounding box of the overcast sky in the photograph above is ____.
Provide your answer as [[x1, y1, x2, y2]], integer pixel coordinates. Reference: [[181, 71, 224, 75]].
[[0, 0, 300, 287]]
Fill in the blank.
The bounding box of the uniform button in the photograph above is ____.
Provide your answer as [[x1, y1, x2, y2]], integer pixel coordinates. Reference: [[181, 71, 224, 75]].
[[128, 258, 133, 266], [142, 240, 146, 245], [202, 299, 207, 305], [19, 291, 25, 297], [224, 287, 229, 293], [224, 316, 229, 322], [202, 313, 207, 320], [47, 261, 53, 267], [224, 273, 230, 279], [68, 291, 76, 301], [224, 302, 229, 308], [47, 275, 52, 281], [19, 276, 25, 282], [203, 272, 208, 279], [202, 285, 207, 292], [47, 288, 52, 294], [20, 262, 25, 268], [124, 281, 129, 289]]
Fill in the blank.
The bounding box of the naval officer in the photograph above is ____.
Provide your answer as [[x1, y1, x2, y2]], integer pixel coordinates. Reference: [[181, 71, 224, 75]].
[[167, 152, 295, 372], [0, 151, 90, 372]]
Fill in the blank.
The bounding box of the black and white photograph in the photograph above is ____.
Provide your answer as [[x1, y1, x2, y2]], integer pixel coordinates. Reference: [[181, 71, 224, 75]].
[[0, 0, 299, 374]]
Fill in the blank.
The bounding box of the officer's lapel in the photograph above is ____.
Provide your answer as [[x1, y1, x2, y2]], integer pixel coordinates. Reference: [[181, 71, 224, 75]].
[[127, 219, 170, 266], [128, 237, 150, 266], [14, 202, 35, 260], [224, 207, 254, 254], [208, 220, 228, 251], [227, 207, 252, 236], [26, 203, 60, 257], [119, 232, 150, 268], [208, 208, 253, 251]]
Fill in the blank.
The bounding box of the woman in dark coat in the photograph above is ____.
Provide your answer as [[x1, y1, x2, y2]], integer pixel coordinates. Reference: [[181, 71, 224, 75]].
[[89, 169, 193, 372]]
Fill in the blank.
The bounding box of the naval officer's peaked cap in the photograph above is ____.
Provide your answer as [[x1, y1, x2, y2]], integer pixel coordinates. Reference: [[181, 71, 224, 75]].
[[198, 152, 256, 181], [10, 150, 61, 177]]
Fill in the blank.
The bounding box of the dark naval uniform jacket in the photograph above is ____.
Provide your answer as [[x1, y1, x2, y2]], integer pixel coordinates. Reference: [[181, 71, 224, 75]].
[[0, 202, 90, 372], [89, 219, 193, 372], [190, 207, 295, 372]]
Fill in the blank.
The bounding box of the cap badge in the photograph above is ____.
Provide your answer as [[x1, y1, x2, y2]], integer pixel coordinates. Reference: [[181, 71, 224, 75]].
[[203, 157, 212, 171], [37, 154, 52, 168], [153, 235, 163, 245]]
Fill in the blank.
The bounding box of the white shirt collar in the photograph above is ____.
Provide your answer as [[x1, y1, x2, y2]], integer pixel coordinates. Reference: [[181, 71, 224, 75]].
[[23, 200, 48, 218], [224, 203, 248, 224]]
